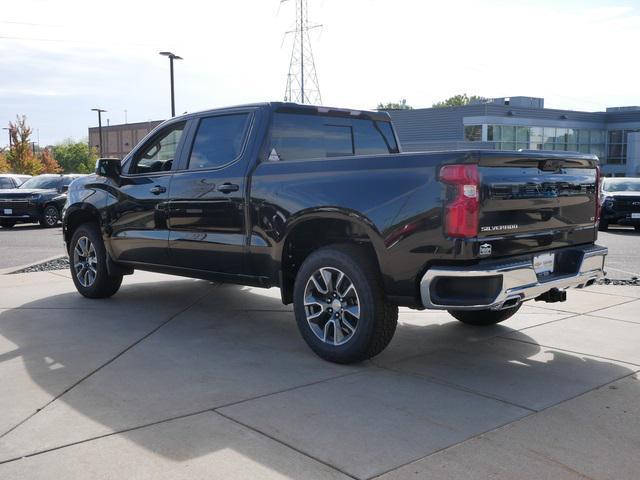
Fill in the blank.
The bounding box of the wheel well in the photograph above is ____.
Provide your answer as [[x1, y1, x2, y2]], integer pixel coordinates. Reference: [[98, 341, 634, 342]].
[[280, 218, 379, 304], [64, 210, 99, 250]]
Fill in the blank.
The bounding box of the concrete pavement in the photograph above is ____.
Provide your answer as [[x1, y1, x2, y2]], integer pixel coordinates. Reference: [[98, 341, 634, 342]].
[[0, 270, 639, 479]]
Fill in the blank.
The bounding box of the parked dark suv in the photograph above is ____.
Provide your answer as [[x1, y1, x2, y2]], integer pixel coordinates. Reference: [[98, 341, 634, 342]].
[[599, 177, 640, 231], [0, 174, 84, 228], [63, 102, 606, 363]]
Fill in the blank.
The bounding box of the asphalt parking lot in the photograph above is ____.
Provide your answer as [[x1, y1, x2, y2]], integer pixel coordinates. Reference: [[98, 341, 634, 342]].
[[0, 224, 65, 270], [1, 269, 639, 479]]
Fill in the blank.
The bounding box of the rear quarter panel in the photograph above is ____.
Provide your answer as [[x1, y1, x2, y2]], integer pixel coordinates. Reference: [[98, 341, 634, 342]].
[[249, 151, 474, 300]]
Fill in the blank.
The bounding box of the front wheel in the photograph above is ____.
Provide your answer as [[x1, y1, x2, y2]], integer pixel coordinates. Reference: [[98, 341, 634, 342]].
[[293, 244, 398, 364], [69, 223, 123, 298], [40, 205, 60, 227], [448, 304, 522, 326], [598, 220, 609, 232]]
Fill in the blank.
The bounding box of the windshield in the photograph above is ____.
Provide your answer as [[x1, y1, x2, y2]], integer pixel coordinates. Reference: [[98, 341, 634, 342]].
[[19, 176, 61, 190], [603, 179, 640, 193]]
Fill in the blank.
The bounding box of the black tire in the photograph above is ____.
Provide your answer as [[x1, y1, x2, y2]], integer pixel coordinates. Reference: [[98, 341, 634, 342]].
[[635, 226, 640, 232], [448, 304, 522, 326], [598, 220, 609, 232], [0, 220, 16, 229], [69, 223, 123, 298], [293, 244, 398, 364], [39, 205, 60, 228]]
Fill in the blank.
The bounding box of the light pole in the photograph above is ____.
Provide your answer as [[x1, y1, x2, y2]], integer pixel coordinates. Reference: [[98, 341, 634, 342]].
[[91, 108, 107, 157], [2, 127, 12, 150], [159, 51, 182, 117]]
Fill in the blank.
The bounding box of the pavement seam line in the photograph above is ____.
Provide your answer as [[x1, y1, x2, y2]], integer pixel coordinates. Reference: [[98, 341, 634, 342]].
[[369, 364, 537, 413], [0, 371, 363, 468], [0, 286, 215, 440], [215, 410, 360, 480], [366, 369, 640, 480]]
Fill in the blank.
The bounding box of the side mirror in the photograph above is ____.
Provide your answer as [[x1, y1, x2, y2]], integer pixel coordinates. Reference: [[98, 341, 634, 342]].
[[59, 185, 69, 193], [96, 158, 122, 180]]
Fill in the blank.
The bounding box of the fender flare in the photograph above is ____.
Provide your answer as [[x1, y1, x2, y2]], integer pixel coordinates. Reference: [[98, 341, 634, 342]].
[[277, 207, 388, 274]]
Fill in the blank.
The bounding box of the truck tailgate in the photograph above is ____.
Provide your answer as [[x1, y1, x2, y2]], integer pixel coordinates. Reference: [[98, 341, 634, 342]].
[[477, 153, 598, 253]]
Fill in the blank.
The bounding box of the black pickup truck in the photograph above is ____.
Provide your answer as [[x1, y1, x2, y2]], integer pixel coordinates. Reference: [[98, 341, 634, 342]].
[[63, 102, 607, 363]]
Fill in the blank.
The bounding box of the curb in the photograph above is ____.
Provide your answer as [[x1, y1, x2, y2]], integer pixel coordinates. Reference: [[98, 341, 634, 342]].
[[0, 255, 69, 275]]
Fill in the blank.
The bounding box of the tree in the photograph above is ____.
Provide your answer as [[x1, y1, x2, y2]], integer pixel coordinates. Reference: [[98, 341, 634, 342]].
[[0, 151, 10, 173], [432, 94, 487, 108], [377, 99, 413, 110], [5, 116, 42, 175], [39, 148, 63, 173], [52, 140, 98, 174]]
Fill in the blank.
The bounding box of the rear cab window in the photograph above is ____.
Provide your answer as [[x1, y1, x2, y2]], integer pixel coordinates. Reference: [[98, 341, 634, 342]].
[[267, 110, 399, 162]]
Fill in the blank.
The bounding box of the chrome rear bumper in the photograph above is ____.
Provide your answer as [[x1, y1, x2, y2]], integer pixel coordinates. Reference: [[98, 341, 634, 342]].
[[420, 245, 608, 311]]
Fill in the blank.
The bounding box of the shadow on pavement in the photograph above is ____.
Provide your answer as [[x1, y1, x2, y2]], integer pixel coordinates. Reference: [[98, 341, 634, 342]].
[[0, 278, 635, 473]]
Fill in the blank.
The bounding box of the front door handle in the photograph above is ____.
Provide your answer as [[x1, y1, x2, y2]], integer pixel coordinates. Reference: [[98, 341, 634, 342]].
[[217, 183, 239, 193], [150, 185, 167, 195]]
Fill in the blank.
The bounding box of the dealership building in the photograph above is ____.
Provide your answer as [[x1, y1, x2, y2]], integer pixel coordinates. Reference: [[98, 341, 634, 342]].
[[88, 96, 640, 177], [388, 96, 640, 177]]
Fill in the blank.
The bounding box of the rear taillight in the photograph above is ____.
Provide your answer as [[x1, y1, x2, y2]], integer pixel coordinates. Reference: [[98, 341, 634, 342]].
[[440, 164, 479, 238], [594, 165, 601, 225]]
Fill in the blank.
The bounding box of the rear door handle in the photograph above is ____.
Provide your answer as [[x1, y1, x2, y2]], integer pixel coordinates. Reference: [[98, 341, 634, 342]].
[[150, 185, 167, 195], [217, 183, 239, 193]]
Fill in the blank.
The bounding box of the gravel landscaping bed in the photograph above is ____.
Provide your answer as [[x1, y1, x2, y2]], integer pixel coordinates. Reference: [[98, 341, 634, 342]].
[[10, 256, 70, 274]]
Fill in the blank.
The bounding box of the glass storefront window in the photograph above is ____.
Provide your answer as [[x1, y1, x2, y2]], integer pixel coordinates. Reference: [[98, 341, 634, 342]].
[[485, 125, 609, 160], [578, 130, 590, 144], [516, 127, 529, 143], [487, 125, 499, 141], [609, 130, 623, 143], [591, 130, 605, 144], [464, 125, 482, 141], [501, 126, 515, 142]]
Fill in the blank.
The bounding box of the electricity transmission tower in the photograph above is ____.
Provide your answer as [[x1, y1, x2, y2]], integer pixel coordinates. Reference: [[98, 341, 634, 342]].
[[282, 0, 322, 104]]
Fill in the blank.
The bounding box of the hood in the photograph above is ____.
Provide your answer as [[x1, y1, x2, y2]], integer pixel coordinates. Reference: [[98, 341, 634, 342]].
[[602, 191, 640, 197], [0, 188, 58, 198]]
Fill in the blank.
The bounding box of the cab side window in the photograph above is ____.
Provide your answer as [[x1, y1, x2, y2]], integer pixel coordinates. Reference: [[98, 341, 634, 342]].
[[187, 114, 250, 170], [130, 123, 185, 174]]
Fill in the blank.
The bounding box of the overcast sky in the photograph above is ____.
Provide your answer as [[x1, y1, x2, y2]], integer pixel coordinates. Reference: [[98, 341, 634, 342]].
[[1, 0, 639, 146]]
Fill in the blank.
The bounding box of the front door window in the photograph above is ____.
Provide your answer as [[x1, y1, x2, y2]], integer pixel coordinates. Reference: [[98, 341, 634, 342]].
[[130, 123, 185, 174]]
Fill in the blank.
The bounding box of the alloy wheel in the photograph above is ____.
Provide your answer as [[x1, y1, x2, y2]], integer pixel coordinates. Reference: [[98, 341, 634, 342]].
[[73, 236, 98, 287], [304, 267, 360, 346], [44, 206, 59, 226]]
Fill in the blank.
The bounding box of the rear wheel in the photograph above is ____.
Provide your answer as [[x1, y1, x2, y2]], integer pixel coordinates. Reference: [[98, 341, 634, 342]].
[[69, 223, 123, 298], [448, 304, 522, 326], [293, 244, 398, 364], [0, 220, 16, 229], [40, 205, 60, 228]]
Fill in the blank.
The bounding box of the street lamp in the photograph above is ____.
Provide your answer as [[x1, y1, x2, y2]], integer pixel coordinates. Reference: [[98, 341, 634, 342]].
[[159, 51, 182, 117], [91, 108, 107, 157], [2, 127, 12, 149]]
